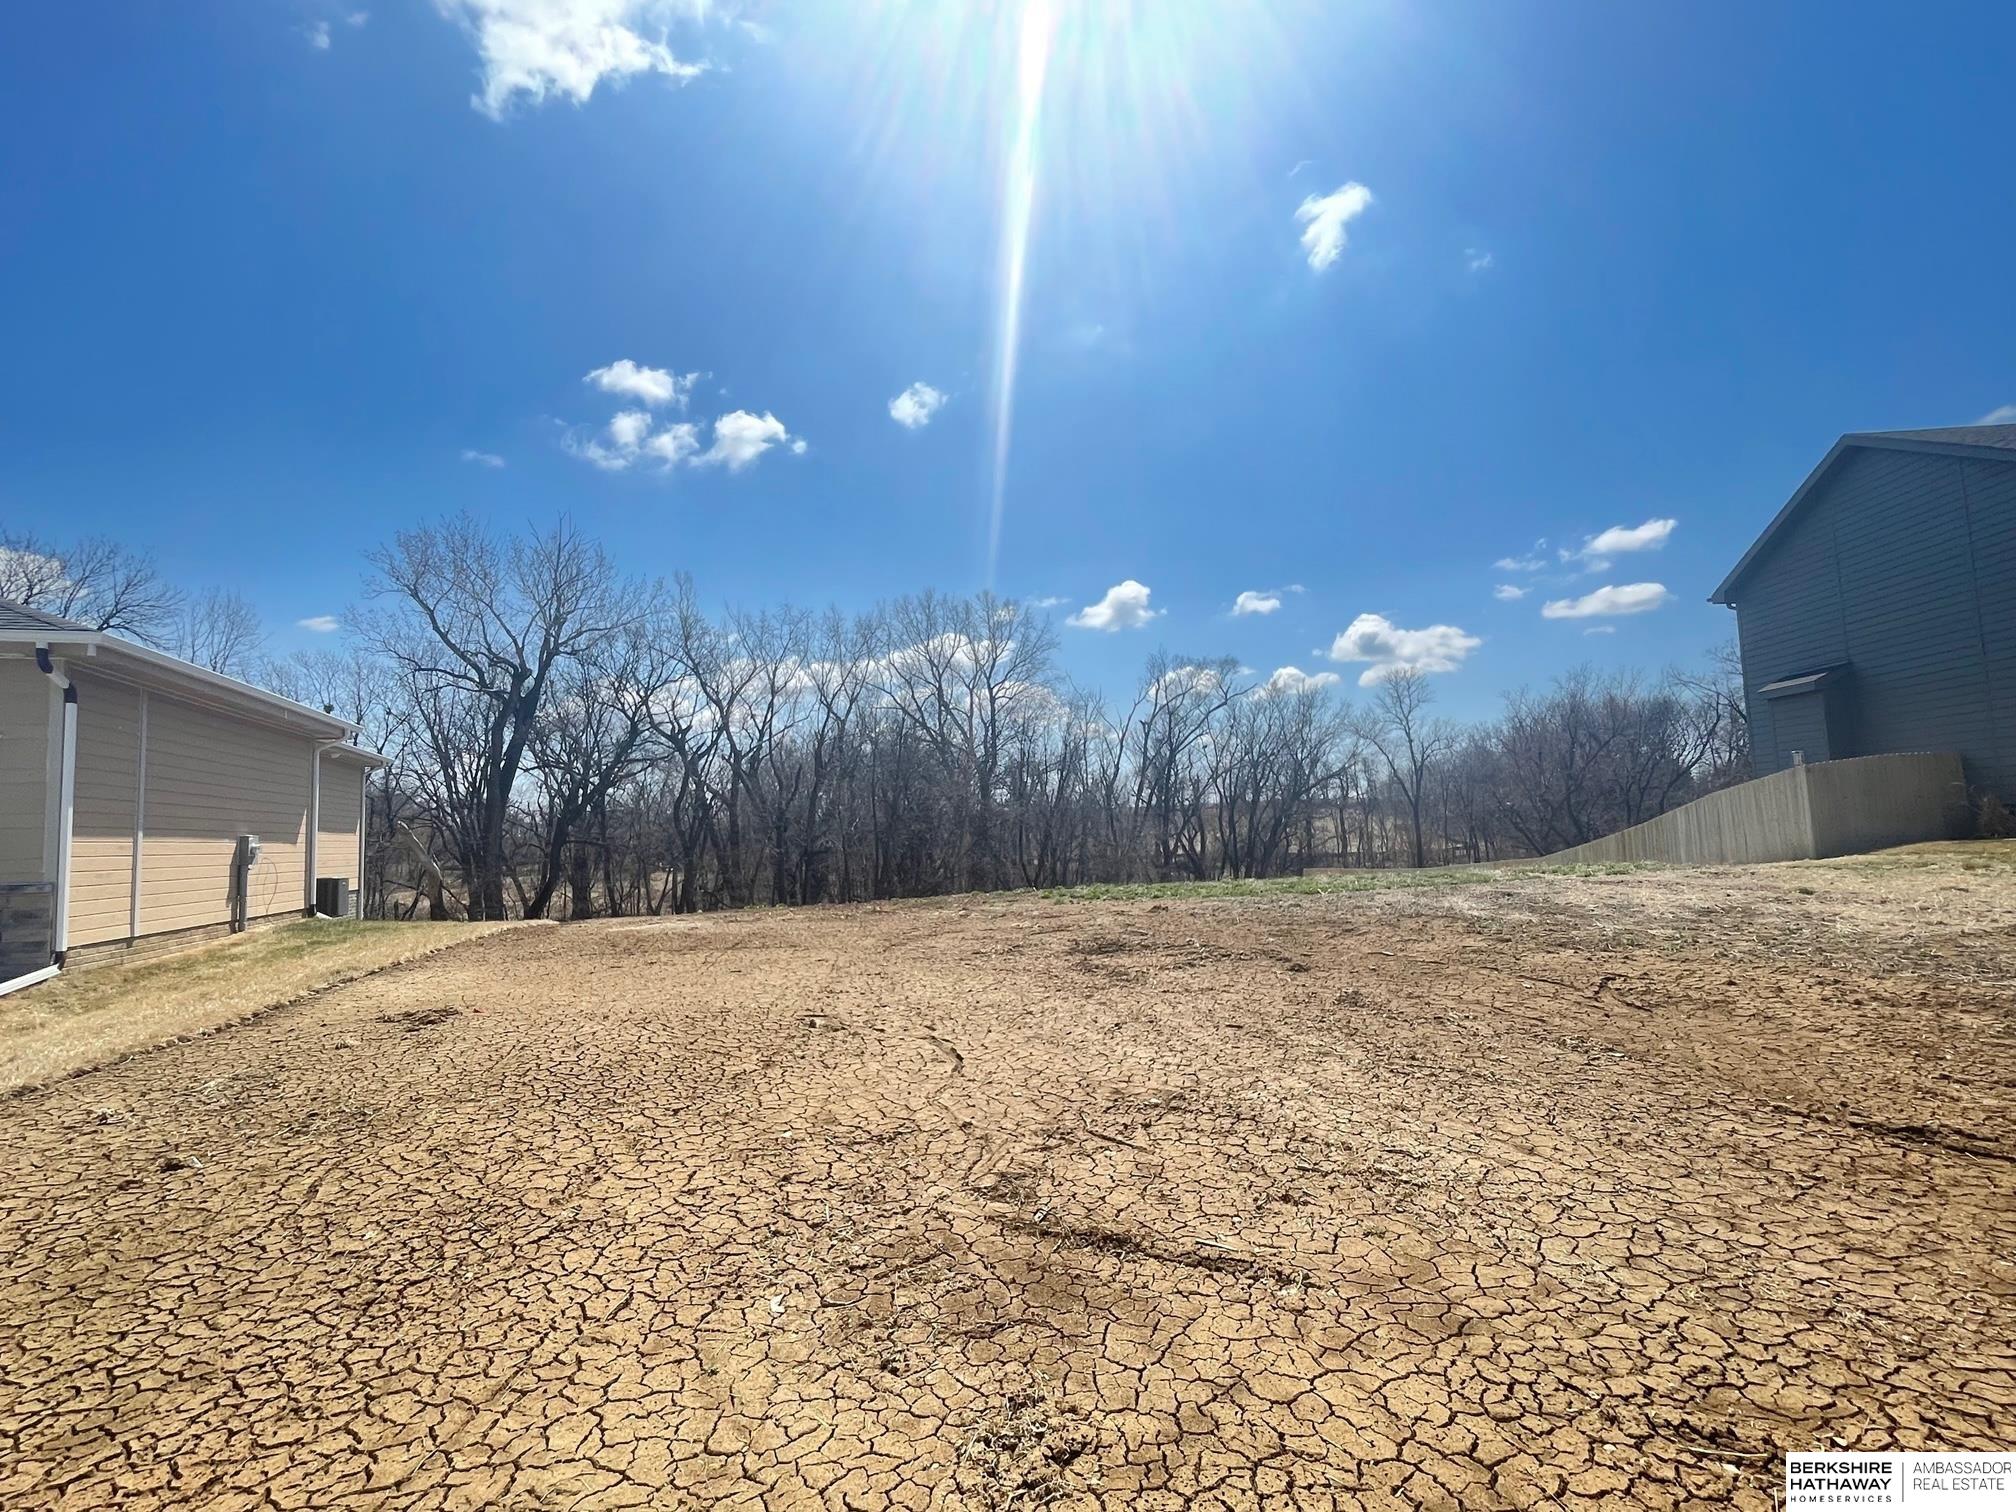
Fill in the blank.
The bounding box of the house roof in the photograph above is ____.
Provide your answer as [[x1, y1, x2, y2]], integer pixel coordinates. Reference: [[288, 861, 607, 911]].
[[0, 599, 96, 634], [0, 596, 387, 763], [1711, 424, 2016, 605], [1854, 423, 2016, 452]]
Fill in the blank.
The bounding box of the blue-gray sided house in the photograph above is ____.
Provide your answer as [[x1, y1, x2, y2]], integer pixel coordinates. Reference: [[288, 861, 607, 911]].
[[1711, 424, 2016, 802]]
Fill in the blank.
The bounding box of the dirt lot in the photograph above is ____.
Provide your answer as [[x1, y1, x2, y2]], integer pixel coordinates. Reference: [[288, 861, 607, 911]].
[[2, 856, 2012, 1511]]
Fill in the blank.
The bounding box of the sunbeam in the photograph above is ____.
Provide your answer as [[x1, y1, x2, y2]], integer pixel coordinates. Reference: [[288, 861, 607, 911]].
[[786, 1, 1325, 580], [986, 0, 1058, 585]]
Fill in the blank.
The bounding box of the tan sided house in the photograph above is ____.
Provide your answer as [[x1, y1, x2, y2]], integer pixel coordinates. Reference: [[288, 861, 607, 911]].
[[0, 598, 385, 992]]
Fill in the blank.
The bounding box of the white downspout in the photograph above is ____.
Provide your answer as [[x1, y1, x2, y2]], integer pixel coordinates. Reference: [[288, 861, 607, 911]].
[[357, 761, 368, 919], [129, 690, 147, 941], [35, 646, 78, 967]]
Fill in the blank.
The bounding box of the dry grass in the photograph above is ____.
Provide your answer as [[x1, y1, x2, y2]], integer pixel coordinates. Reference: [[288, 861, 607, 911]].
[[1837, 837, 2016, 865], [0, 917, 518, 1094]]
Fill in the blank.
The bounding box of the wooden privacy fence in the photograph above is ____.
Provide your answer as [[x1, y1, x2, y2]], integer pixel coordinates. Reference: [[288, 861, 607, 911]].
[[1544, 752, 1970, 866]]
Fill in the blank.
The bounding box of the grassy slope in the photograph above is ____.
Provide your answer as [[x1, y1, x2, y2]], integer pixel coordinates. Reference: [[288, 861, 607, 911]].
[[2, 917, 515, 1094]]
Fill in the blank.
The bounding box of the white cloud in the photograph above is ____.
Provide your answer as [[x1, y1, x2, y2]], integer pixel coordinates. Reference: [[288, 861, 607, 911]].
[[1259, 665, 1340, 697], [1152, 663, 1224, 699], [1294, 181, 1374, 272], [438, 0, 709, 118], [1977, 404, 2016, 425], [1580, 528, 1677, 564], [1573, 517, 1676, 561], [607, 409, 652, 449], [1067, 580, 1162, 632], [1028, 595, 1069, 609], [644, 422, 700, 465], [1583, 626, 1617, 636], [566, 410, 664, 471], [696, 410, 794, 471], [569, 358, 796, 474], [1323, 612, 1481, 686], [585, 359, 696, 409], [1493, 545, 1548, 572], [348, 10, 370, 24], [568, 408, 793, 474], [306, 20, 332, 48], [461, 448, 506, 467], [298, 615, 341, 634], [1492, 584, 1527, 602], [889, 382, 947, 430], [1465, 247, 1494, 274], [566, 433, 632, 472], [1232, 583, 1305, 616], [1541, 582, 1670, 619]]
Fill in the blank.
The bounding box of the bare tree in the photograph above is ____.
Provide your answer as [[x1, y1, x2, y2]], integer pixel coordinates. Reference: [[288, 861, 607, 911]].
[[1132, 654, 1241, 879], [0, 531, 180, 640], [338, 512, 1747, 911], [877, 592, 1059, 892], [1673, 640, 1750, 790], [1355, 670, 1457, 868], [521, 617, 677, 919], [173, 588, 266, 677], [1213, 680, 1348, 877], [361, 516, 651, 920]]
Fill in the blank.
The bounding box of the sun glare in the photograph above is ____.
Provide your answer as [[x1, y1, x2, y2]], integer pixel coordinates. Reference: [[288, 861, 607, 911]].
[[987, 0, 1058, 583], [800, 1, 1319, 578]]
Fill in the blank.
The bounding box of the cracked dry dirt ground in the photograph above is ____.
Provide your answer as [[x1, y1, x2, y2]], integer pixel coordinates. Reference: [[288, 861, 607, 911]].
[[3, 863, 2014, 1511]]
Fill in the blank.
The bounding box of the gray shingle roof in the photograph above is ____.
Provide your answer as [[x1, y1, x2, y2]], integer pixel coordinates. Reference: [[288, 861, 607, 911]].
[[0, 597, 95, 634], [1848, 423, 2016, 452]]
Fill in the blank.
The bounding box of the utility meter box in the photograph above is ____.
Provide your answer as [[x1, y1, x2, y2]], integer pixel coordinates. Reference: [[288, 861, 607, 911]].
[[238, 834, 262, 866]]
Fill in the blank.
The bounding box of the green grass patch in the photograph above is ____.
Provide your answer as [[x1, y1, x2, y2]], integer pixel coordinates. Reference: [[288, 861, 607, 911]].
[[1041, 871, 1493, 903], [1501, 861, 1661, 878], [1038, 861, 1657, 903]]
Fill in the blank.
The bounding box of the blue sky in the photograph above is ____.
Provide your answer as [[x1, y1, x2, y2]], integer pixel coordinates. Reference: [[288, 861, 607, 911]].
[[3, 1, 2011, 717]]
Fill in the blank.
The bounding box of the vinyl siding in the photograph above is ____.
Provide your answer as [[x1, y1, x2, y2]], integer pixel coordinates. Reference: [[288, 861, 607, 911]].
[[1734, 489, 1849, 773], [1767, 692, 1831, 765], [0, 659, 49, 882], [68, 674, 141, 947], [1964, 459, 2016, 797], [139, 694, 311, 934], [317, 752, 365, 887], [1732, 447, 2016, 798]]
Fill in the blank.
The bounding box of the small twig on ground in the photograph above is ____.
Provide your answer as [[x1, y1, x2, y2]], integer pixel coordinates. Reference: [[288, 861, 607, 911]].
[[1080, 1121, 1144, 1151], [1664, 1433, 1775, 1460]]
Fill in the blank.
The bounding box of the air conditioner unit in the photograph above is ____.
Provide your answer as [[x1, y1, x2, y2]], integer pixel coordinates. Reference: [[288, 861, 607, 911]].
[[315, 877, 351, 918]]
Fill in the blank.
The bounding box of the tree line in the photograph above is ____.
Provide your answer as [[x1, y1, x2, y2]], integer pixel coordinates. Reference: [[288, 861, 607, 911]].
[[4, 519, 1748, 920]]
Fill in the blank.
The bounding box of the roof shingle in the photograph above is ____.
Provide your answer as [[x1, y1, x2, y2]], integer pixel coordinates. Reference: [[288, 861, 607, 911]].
[[1848, 423, 2016, 453], [0, 597, 95, 634]]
